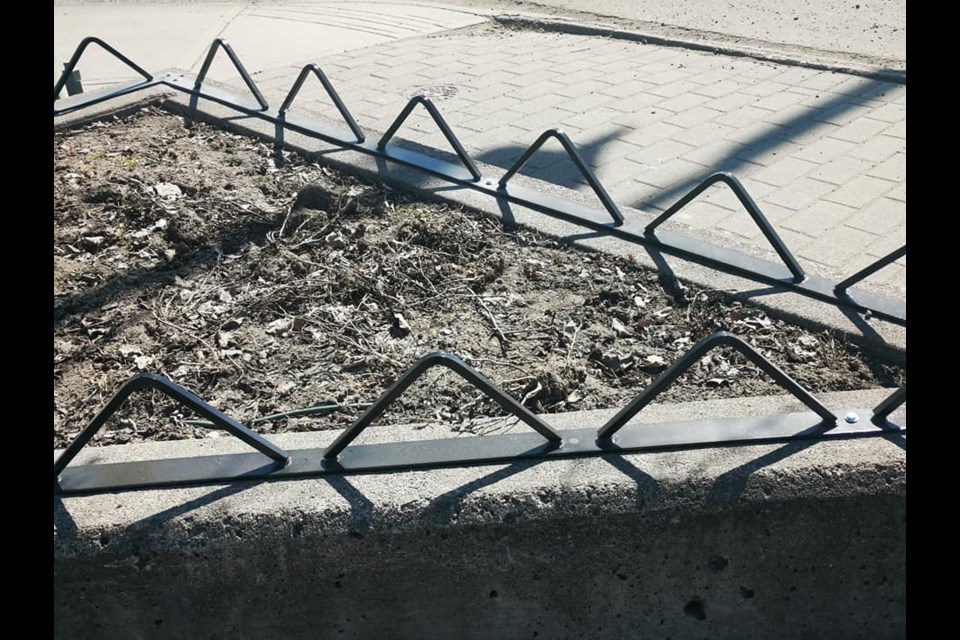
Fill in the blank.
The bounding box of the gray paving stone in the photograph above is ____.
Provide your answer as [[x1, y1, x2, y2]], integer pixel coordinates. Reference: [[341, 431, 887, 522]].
[[764, 177, 838, 212], [751, 157, 820, 188], [829, 117, 892, 144], [672, 121, 736, 147], [864, 227, 907, 258], [656, 92, 713, 114], [800, 224, 878, 269], [628, 138, 697, 167], [781, 200, 858, 236], [647, 78, 701, 98], [844, 197, 905, 236], [886, 182, 906, 203], [824, 175, 897, 209], [791, 136, 858, 164], [740, 80, 792, 98], [663, 105, 723, 129], [866, 153, 906, 182], [685, 138, 749, 169], [807, 155, 876, 186]]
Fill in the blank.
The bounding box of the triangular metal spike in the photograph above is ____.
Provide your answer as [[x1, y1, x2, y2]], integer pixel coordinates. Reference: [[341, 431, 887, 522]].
[[597, 331, 836, 440], [872, 385, 905, 427], [835, 245, 906, 297], [278, 64, 365, 143], [324, 353, 561, 459], [377, 96, 481, 181], [54, 373, 289, 487], [54, 36, 152, 101], [192, 38, 268, 111], [645, 172, 805, 283], [498, 128, 624, 226]]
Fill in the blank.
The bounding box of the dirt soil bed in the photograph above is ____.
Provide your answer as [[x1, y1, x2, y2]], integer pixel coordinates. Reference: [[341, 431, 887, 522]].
[[53, 107, 904, 448]]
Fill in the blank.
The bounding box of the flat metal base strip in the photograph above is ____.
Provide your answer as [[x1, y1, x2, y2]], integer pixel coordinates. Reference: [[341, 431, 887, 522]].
[[52, 73, 906, 325], [55, 408, 905, 495]]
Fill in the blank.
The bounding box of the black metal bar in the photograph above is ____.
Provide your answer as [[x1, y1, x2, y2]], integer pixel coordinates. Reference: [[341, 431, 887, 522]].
[[193, 38, 268, 111], [498, 128, 624, 226], [835, 245, 906, 297], [872, 385, 905, 426], [278, 64, 365, 143], [53, 37, 153, 101], [324, 353, 561, 459], [53, 373, 290, 482], [377, 96, 481, 181], [597, 331, 836, 440], [56, 408, 902, 495], [63, 65, 83, 96], [645, 172, 805, 283]]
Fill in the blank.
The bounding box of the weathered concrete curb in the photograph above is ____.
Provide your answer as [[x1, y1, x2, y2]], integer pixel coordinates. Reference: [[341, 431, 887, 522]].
[[55, 389, 905, 639], [494, 14, 906, 85]]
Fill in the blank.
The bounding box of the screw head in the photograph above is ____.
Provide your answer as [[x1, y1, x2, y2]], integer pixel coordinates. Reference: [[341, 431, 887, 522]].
[[844, 411, 860, 424]]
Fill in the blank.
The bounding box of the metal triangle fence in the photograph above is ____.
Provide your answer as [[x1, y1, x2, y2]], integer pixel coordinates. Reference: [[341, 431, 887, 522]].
[[52, 36, 905, 326], [54, 333, 905, 496], [377, 95, 482, 181], [872, 385, 905, 426], [835, 245, 907, 297], [596, 332, 836, 440], [644, 172, 805, 283], [499, 128, 625, 226], [279, 64, 366, 143], [192, 38, 269, 112], [53, 373, 290, 491]]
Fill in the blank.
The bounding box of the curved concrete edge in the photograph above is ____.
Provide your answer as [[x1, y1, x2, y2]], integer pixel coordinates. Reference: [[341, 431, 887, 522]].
[[54, 388, 905, 638], [493, 13, 906, 84]]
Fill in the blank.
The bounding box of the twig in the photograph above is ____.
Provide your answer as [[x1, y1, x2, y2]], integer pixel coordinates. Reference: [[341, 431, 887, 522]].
[[471, 292, 509, 356], [520, 380, 543, 407], [565, 321, 582, 362]]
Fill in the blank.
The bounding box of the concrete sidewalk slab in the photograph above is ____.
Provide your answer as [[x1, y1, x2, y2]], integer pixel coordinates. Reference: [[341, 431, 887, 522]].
[[54, 1, 490, 90]]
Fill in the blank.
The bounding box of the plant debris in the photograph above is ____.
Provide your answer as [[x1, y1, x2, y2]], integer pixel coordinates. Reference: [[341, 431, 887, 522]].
[[53, 107, 905, 448]]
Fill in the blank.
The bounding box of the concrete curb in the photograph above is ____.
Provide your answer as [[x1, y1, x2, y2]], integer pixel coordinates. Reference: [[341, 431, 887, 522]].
[[494, 14, 906, 85], [55, 389, 905, 639]]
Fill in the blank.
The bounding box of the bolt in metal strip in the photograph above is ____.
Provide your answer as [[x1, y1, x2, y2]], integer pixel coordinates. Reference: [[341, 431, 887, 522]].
[[53, 373, 290, 485], [835, 245, 906, 297], [323, 353, 561, 460], [54, 37, 153, 102], [499, 128, 624, 226], [645, 172, 805, 283], [377, 95, 481, 180], [193, 39, 268, 111], [872, 385, 905, 426], [278, 64, 365, 143], [597, 331, 837, 440]]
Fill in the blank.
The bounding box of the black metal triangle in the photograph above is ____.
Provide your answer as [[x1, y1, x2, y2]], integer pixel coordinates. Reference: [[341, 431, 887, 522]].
[[377, 96, 481, 181], [835, 245, 906, 297], [597, 331, 836, 439], [54, 37, 152, 101], [645, 172, 806, 283], [872, 385, 905, 426], [54, 373, 289, 489], [278, 64, 365, 143], [192, 38, 268, 111], [323, 353, 561, 459], [498, 128, 624, 226]]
